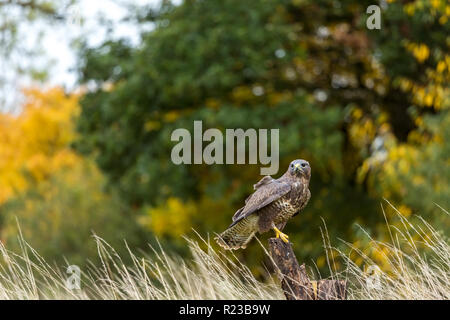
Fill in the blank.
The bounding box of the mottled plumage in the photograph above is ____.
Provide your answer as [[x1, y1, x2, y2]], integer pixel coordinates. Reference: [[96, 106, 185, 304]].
[[215, 159, 311, 250]]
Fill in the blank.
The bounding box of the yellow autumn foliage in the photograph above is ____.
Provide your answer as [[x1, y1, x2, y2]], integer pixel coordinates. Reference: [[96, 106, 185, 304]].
[[0, 87, 146, 266], [0, 87, 81, 204], [140, 197, 197, 237]]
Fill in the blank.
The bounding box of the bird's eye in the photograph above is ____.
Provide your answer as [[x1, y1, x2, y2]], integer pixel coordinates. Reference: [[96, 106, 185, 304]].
[[301, 163, 306, 168], [290, 164, 294, 168]]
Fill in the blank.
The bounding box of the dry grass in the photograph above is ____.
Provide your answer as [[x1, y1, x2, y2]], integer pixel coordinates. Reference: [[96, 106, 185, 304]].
[[0, 203, 448, 300], [331, 202, 450, 300], [0, 233, 283, 300]]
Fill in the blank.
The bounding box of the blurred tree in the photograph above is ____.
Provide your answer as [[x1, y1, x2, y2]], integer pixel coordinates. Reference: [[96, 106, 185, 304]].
[[1, 161, 145, 267], [75, 0, 449, 273], [0, 0, 77, 110], [0, 87, 145, 266], [0, 87, 79, 204]]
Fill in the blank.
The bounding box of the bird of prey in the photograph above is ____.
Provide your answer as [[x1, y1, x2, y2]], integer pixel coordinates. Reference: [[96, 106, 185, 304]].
[[215, 159, 311, 250]]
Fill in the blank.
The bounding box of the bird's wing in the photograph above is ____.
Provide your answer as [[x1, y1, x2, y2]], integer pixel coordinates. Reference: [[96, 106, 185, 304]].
[[230, 179, 291, 227], [253, 175, 274, 190]]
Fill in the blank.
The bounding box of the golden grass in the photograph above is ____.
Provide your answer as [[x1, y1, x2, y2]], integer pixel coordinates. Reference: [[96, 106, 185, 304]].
[[0, 233, 283, 299], [335, 202, 450, 300], [0, 203, 448, 300]]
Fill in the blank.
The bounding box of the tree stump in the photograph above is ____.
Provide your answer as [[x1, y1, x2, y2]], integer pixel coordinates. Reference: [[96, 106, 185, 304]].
[[268, 238, 347, 300]]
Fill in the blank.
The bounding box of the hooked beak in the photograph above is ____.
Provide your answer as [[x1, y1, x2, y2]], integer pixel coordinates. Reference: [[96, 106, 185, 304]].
[[294, 163, 303, 174]]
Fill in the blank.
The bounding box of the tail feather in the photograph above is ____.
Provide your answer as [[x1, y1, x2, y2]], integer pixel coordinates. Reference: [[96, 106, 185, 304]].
[[215, 216, 258, 250]]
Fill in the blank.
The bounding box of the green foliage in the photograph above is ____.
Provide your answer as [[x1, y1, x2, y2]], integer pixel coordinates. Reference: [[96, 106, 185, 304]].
[[364, 108, 450, 226], [1, 162, 145, 267]]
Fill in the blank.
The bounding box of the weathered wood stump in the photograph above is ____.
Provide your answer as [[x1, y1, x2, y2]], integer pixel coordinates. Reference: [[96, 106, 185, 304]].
[[268, 238, 347, 300]]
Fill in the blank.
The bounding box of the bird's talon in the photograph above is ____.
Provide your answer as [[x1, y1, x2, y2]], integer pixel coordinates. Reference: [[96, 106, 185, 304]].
[[274, 227, 289, 243], [280, 233, 289, 243]]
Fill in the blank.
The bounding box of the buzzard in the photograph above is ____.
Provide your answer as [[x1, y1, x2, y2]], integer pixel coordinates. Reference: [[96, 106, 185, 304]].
[[215, 159, 311, 250]]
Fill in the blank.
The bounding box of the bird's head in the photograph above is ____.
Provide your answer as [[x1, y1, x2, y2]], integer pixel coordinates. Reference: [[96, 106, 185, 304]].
[[288, 159, 311, 180]]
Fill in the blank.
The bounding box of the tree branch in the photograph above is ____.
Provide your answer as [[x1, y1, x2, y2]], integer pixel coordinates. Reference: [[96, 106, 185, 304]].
[[269, 238, 347, 300]]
